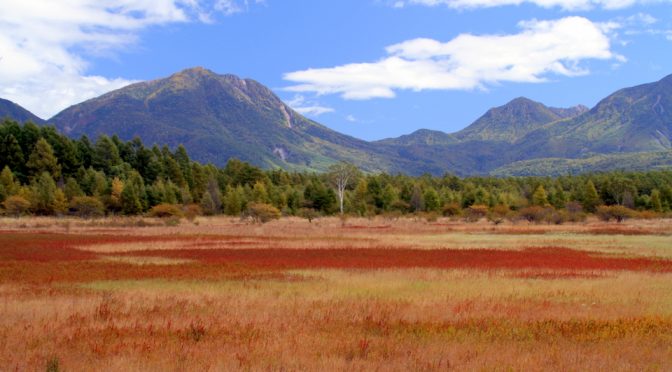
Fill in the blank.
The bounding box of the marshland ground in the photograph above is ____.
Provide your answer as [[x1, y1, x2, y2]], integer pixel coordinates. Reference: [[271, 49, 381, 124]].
[[1, 216, 672, 371]]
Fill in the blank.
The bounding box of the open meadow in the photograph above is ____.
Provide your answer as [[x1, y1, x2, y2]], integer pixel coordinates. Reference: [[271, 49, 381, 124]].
[[1, 216, 672, 371]]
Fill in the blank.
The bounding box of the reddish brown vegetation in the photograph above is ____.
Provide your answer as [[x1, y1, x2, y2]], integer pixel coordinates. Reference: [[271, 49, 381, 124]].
[[1, 224, 672, 370], [119, 247, 672, 273], [2, 233, 671, 284]]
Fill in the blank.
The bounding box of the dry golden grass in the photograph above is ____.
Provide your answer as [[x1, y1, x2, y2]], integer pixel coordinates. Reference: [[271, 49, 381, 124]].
[[1, 217, 671, 370]]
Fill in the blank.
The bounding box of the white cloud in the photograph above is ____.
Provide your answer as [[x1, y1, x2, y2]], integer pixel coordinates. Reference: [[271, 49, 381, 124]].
[[0, 0, 256, 119], [393, 0, 667, 11], [285, 95, 335, 116], [215, 0, 265, 15], [284, 17, 618, 100], [345, 115, 358, 122]]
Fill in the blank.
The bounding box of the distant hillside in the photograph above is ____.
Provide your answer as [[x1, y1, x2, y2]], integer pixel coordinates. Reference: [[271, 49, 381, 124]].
[[0, 98, 44, 124], [491, 151, 672, 177], [376, 129, 458, 146], [515, 74, 672, 159], [380, 74, 672, 175], [454, 97, 587, 143]]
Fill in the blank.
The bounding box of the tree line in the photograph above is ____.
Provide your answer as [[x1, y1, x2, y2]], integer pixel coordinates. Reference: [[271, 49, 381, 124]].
[[1, 119, 671, 222]]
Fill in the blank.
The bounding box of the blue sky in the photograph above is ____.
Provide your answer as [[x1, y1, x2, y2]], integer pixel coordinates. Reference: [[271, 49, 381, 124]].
[[1, 0, 671, 140]]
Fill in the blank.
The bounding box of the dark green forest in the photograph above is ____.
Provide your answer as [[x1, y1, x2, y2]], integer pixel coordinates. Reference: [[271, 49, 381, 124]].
[[1, 119, 671, 221]]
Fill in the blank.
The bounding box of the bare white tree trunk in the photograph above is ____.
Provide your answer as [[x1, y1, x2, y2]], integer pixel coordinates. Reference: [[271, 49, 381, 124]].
[[328, 162, 358, 215]]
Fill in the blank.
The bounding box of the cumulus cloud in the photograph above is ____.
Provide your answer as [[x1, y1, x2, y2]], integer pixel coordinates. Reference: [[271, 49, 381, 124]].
[[0, 0, 256, 119], [392, 0, 667, 11], [285, 95, 335, 116], [284, 17, 619, 100]]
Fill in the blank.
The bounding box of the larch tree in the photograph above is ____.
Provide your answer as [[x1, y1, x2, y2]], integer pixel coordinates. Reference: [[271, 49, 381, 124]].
[[26, 138, 61, 180], [532, 185, 550, 206]]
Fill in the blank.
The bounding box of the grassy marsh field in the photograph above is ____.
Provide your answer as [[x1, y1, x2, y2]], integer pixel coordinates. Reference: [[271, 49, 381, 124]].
[[1, 216, 671, 370]]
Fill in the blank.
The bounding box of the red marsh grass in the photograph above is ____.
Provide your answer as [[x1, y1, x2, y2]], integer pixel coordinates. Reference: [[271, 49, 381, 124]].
[[1, 219, 672, 370]]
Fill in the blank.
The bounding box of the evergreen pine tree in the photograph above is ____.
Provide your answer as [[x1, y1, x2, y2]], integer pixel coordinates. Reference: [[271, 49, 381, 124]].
[[26, 138, 61, 180], [121, 183, 143, 215], [551, 186, 566, 209], [92, 136, 122, 174], [0, 134, 25, 175]]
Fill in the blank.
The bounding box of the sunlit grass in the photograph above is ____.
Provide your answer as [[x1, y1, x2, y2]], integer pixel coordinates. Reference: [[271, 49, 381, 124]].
[[2, 218, 672, 370]]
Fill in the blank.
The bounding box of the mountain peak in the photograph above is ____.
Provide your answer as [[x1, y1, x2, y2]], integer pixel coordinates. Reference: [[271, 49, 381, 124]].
[[508, 97, 538, 106], [0, 98, 44, 124], [454, 97, 559, 143]]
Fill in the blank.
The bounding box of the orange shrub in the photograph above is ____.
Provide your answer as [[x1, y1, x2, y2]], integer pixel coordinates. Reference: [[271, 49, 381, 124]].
[[148, 203, 184, 218]]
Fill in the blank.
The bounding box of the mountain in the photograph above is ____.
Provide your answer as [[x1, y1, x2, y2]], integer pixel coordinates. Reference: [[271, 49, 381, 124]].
[[517, 74, 672, 158], [374, 97, 590, 175], [34, 69, 672, 176], [0, 98, 44, 124], [376, 129, 458, 146], [454, 97, 587, 143], [49, 67, 424, 173], [379, 74, 672, 175]]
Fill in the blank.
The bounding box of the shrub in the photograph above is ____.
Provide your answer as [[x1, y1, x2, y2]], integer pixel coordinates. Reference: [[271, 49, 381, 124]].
[[465, 204, 488, 222], [518, 206, 555, 224], [416, 211, 439, 222], [183, 203, 202, 221], [487, 204, 510, 225], [596, 205, 635, 223], [299, 208, 320, 223], [564, 201, 587, 222], [148, 203, 184, 218], [70, 196, 105, 218], [390, 200, 411, 213], [544, 209, 567, 225], [442, 202, 462, 217], [380, 210, 403, 221], [246, 203, 281, 223], [636, 210, 660, 220], [3, 195, 31, 217]]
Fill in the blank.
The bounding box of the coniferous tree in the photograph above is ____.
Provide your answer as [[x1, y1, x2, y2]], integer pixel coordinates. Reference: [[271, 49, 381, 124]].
[[121, 183, 143, 215], [200, 190, 217, 215], [651, 189, 663, 213], [53, 189, 69, 215], [92, 136, 122, 174], [223, 185, 245, 215], [582, 180, 601, 213], [532, 185, 550, 206], [18, 122, 40, 155], [77, 135, 94, 168], [423, 187, 440, 212], [551, 186, 567, 209], [64, 177, 84, 200], [26, 138, 61, 180], [175, 145, 193, 187], [0, 166, 19, 197], [31, 172, 57, 214], [252, 181, 269, 203], [0, 134, 25, 176], [109, 177, 124, 212]]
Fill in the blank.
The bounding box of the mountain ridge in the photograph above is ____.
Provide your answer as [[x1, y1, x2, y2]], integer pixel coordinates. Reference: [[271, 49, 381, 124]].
[[1, 68, 671, 176]]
